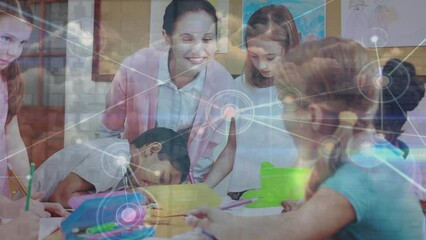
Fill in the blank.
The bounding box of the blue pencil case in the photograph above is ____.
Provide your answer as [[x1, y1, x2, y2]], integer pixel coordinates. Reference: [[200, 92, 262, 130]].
[[61, 192, 155, 239]]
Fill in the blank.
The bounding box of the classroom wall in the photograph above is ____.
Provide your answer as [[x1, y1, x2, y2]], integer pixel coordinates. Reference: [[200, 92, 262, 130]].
[[326, 0, 426, 75], [64, 0, 426, 144], [65, 0, 109, 145]]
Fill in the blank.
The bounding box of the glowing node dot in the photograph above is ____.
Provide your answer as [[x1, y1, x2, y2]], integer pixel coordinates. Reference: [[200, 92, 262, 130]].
[[154, 170, 161, 177], [121, 207, 137, 223], [26, 175, 31, 180], [371, 36, 379, 43], [324, 142, 335, 152], [222, 106, 237, 119], [374, 75, 390, 88], [283, 95, 295, 105], [377, 132, 386, 139], [75, 138, 82, 144], [197, 127, 205, 135], [116, 156, 128, 166]]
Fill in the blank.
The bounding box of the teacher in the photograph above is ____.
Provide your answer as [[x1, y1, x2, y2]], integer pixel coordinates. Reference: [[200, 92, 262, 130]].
[[98, 0, 235, 182]]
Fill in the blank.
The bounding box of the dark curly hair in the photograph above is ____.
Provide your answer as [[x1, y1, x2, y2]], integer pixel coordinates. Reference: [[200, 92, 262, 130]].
[[375, 59, 425, 143], [131, 127, 190, 183]]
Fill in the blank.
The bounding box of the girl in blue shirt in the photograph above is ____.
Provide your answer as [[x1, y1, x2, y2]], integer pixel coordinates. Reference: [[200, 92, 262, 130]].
[[187, 37, 424, 240]]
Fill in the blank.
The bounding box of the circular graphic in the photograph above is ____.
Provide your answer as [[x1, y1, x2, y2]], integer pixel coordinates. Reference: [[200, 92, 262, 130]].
[[373, 74, 391, 89], [100, 142, 131, 179], [318, 135, 342, 159], [89, 190, 160, 240], [362, 28, 388, 48], [277, 88, 303, 112], [116, 203, 143, 226], [206, 90, 254, 135], [93, 192, 154, 240], [358, 59, 411, 104], [222, 104, 238, 120]]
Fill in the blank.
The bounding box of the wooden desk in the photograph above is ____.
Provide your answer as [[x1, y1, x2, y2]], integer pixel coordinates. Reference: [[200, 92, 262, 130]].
[[45, 184, 221, 239]]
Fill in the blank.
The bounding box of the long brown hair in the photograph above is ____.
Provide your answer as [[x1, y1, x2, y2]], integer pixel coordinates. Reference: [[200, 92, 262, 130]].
[[274, 37, 379, 200], [0, 0, 33, 124], [244, 5, 300, 88]]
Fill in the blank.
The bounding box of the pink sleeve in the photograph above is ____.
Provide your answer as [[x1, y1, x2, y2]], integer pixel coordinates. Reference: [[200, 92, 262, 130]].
[[102, 65, 128, 132]]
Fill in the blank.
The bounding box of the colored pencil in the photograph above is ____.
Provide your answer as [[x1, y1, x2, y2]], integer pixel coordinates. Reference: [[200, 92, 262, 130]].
[[219, 197, 259, 210], [25, 163, 35, 211], [152, 197, 259, 218], [7, 163, 28, 196]]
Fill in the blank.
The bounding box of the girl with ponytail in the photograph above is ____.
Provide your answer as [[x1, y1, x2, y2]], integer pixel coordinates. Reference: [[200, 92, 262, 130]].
[[186, 37, 424, 240]]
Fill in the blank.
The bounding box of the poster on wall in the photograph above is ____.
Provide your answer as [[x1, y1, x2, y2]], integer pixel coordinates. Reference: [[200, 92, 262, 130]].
[[149, 0, 229, 53], [342, 0, 426, 48], [242, 0, 326, 49]]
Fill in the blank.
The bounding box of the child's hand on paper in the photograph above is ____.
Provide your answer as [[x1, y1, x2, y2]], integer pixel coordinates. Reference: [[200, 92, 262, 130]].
[[43, 202, 70, 217], [184, 207, 240, 240], [1, 192, 50, 218], [1, 211, 40, 240]]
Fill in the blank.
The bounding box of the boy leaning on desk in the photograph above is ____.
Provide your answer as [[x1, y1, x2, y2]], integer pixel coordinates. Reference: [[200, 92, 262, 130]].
[[32, 127, 190, 208]]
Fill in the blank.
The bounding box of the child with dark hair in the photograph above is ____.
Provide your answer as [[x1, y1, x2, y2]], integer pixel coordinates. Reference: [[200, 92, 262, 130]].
[[33, 127, 190, 208], [374, 58, 426, 205], [375, 59, 425, 154]]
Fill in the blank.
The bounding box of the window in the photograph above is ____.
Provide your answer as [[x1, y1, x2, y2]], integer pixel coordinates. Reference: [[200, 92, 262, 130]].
[[18, 0, 68, 167]]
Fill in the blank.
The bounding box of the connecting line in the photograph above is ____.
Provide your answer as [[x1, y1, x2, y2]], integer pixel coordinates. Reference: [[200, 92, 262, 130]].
[[239, 114, 316, 144], [388, 38, 426, 76], [238, 100, 282, 113], [81, 143, 118, 159], [377, 157, 426, 194], [385, 87, 426, 147], [123, 172, 130, 207], [1, 99, 224, 163], [372, 41, 384, 131], [374, 41, 382, 76], [127, 167, 143, 189], [1, 1, 337, 162], [381, 89, 384, 131]]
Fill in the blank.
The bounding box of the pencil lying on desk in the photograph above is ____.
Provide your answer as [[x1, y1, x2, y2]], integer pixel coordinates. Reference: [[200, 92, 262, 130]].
[[219, 197, 259, 210], [153, 198, 259, 218], [7, 163, 28, 196]]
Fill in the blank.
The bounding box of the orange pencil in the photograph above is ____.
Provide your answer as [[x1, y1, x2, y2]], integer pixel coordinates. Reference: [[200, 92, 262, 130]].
[[7, 163, 28, 196]]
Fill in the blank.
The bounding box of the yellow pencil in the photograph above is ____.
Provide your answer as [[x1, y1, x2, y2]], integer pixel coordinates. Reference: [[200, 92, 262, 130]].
[[7, 163, 28, 196]]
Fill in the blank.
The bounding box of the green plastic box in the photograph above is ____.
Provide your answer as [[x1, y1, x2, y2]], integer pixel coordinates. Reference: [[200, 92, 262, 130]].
[[241, 162, 312, 208]]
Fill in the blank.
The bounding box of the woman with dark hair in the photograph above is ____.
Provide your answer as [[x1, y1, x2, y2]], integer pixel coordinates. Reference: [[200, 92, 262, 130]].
[[99, 0, 235, 183]]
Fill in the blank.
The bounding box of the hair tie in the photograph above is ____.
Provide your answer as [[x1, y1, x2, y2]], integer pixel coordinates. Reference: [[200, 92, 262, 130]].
[[339, 111, 358, 127]]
